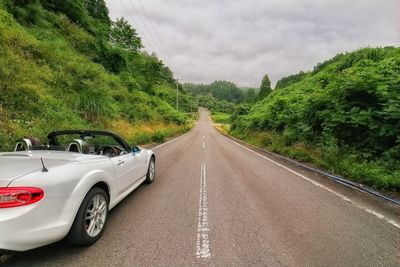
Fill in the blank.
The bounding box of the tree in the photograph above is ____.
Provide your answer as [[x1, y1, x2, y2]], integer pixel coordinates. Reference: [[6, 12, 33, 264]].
[[275, 71, 306, 90], [84, 0, 110, 26], [184, 80, 245, 103], [40, 0, 89, 26], [110, 17, 142, 51], [257, 74, 272, 100], [244, 88, 257, 103], [210, 80, 245, 103]]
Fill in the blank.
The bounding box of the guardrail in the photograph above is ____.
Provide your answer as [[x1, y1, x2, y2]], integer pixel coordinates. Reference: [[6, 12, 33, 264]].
[[215, 126, 400, 206]]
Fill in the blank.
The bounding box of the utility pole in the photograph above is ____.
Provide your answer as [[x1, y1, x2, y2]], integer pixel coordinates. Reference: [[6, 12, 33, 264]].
[[176, 78, 182, 111]]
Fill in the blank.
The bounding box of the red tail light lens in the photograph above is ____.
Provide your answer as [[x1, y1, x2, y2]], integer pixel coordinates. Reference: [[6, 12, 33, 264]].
[[0, 187, 44, 208]]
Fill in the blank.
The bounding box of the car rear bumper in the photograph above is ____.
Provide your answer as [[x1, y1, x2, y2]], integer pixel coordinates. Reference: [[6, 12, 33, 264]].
[[0, 196, 81, 251]]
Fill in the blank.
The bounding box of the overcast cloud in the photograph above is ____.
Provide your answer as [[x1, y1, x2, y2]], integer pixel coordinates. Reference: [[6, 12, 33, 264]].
[[106, 0, 399, 87]]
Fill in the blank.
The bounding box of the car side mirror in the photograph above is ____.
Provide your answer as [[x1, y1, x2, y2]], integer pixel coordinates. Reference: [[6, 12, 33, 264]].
[[131, 145, 141, 154]]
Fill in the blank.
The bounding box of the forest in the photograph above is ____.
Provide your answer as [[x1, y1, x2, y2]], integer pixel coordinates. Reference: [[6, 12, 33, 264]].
[[184, 80, 262, 113]]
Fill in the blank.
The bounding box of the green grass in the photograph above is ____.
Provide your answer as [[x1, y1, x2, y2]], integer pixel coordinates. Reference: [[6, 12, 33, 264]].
[[211, 112, 231, 124], [130, 124, 192, 145]]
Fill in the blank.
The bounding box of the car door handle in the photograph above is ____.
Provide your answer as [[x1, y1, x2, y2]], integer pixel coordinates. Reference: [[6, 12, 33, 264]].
[[117, 160, 125, 166]]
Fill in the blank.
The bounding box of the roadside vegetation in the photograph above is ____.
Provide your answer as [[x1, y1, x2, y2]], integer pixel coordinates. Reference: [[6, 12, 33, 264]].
[[230, 47, 400, 192], [0, 0, 196, 151], [211, 112, 231, 124]]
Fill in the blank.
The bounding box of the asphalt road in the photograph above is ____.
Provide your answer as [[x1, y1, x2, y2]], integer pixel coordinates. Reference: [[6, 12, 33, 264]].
[[2, 109, 400, 266]]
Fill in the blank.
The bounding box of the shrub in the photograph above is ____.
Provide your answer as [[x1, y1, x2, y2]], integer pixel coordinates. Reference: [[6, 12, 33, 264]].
[[152, 130, 166, 143]]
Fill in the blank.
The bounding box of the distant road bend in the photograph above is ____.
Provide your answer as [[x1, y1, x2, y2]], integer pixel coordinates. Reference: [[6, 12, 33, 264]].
[[3, 108, 400, 266]]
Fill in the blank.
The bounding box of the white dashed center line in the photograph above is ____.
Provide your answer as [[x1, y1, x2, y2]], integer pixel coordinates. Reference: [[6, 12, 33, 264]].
[[196, 163, 211, 258], [196, 134, 211, 258]]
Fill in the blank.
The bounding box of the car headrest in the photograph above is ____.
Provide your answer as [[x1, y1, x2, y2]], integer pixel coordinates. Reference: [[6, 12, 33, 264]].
[[14, 137, 45, 152], [14, 139, 33, 152], [68, 143, 80, 153], [67, 139, 90, 154]]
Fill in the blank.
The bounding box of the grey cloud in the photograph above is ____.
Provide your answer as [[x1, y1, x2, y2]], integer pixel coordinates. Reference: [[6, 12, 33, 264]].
[[106, 0, 398, 87]]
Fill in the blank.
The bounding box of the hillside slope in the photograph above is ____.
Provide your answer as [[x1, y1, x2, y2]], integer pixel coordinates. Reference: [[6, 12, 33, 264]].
[[0, 1, 194, 151], [232, 47, 400, 191]]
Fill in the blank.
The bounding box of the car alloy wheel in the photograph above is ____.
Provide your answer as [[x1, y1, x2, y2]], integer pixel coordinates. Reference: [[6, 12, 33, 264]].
[[68, 187, 109, 245], [149, 160, 155, 181], [85, 194, 107, 237], [144, 158, 155, 184]]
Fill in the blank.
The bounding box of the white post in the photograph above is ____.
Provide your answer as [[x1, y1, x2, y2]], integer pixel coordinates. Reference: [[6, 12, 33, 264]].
[[176, 79, 179, 111]]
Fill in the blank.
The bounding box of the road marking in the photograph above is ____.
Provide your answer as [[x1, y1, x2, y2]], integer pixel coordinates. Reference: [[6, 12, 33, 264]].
[[196, 163, 211, 258], [202, 141, 205, 149], [223, 135, 400, 230]]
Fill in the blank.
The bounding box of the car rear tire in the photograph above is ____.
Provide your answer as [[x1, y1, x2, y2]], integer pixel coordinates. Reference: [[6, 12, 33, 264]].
[[67, 187, 109, 245], [144, 157, 155, 184]]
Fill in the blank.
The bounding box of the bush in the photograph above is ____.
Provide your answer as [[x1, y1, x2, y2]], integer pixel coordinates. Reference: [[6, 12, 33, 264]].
[[212, 112, 231, 124], [152, 130, 166, 143]]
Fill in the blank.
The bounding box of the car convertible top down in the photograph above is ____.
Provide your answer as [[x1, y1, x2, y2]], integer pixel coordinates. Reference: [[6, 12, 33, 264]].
[[0, 130, 155, 252]]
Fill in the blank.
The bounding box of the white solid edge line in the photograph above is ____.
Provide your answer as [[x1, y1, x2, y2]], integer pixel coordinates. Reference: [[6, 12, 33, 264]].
[[152, 129, 192, 150], [221, 134, 400, 230]]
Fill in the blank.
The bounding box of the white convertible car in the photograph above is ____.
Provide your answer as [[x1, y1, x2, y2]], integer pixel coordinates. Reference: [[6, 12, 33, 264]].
[[0, 130, 155, 253]]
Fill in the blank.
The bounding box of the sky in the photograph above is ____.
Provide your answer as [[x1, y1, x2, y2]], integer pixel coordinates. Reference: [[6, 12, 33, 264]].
[[106, 0, 399, 87]]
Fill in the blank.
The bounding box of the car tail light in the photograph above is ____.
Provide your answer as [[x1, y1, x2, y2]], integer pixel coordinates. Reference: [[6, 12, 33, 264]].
[[0, 187, 44, 208]]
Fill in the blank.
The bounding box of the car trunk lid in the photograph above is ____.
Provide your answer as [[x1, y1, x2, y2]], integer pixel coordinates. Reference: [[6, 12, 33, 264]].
[[0, 152, 70, 186]]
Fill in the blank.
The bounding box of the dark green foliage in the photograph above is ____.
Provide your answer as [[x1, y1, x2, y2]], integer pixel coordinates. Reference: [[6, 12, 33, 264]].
[[242, 87, 258, 103], [185, 80, 245, 104], [110, 17, 142, 51], [185, 82, 258, 114], [95, 42, 127, 73], [152, 130, 166, 143], [230, 104, 251, 127], [84, 0, 110, 25], [257, 74, 272, 100], [196, 94, 235, 113], [210, 80, 245, 103], [233, 47, 400, 191], [4, 0, 45, 26], [275, 71, 307, 89], [4, 0, 111, 37], [40, 0, 90, 26], [184, 80, 256, 114]]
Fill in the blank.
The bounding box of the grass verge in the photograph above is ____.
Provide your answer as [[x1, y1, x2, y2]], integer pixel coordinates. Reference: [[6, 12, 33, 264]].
[[228, 130, 400, 196], [210, 117, 399, 197], [211, 112, 231, 124]]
